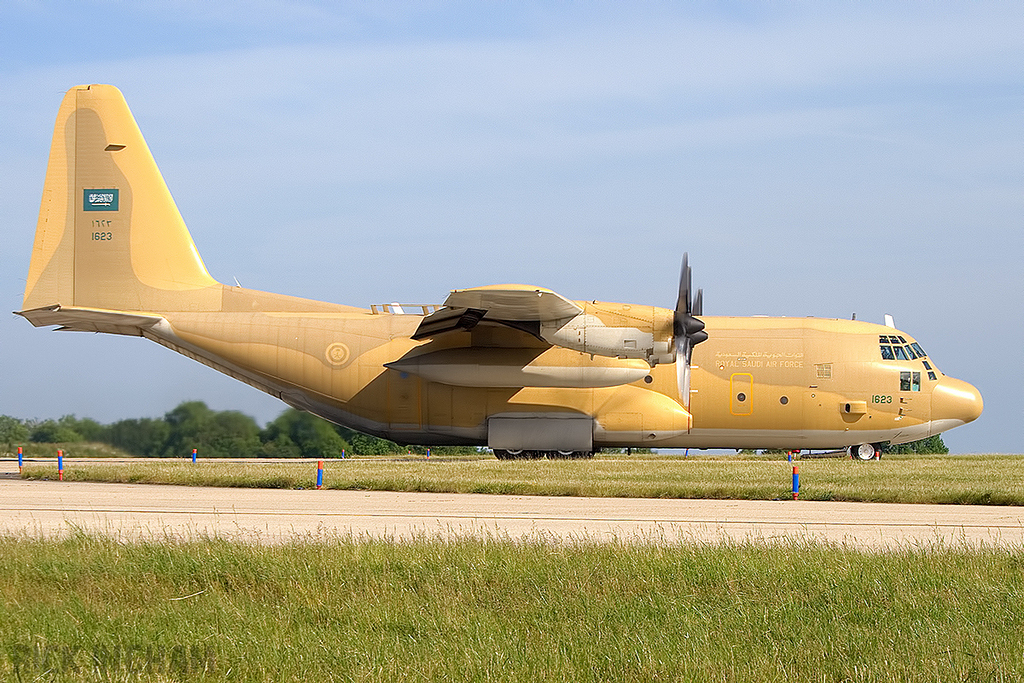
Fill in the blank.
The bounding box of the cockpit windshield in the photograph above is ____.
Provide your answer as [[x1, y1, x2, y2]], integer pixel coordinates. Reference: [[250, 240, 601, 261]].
[[878, 334, 938, 380], [879, 334, 927, 362]]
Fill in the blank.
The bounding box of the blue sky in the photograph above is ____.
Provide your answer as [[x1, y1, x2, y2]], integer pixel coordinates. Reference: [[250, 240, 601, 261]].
[[1, 1, 1020, 452]]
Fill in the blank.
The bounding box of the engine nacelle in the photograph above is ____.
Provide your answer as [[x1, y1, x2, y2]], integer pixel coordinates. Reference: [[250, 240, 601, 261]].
[[540, 312, 674, 366]]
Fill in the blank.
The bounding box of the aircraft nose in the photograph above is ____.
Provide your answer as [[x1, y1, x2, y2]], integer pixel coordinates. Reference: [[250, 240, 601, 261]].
[[931, 375, 983, 425]]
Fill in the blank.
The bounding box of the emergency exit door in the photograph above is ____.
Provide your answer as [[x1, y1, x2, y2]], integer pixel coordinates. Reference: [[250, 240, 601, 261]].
[[730, 373, 753, 416]]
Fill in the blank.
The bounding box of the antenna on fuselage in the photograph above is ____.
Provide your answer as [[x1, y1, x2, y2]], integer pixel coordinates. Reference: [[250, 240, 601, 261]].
[[884, 314, 895, 328]]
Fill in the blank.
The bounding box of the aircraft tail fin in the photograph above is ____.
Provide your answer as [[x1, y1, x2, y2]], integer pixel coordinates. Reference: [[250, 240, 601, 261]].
[[21, 84, 222, 316]]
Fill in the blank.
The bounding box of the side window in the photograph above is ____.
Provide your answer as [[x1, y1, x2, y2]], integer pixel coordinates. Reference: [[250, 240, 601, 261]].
[[912, 372, 921, 392], [894, 346, 909, 361], [911, 343, 926, 358], [927, 371, 937, 381], [900, 371, 912, 392], [922, 360, 932, 370], [880, 345, 895, 360]]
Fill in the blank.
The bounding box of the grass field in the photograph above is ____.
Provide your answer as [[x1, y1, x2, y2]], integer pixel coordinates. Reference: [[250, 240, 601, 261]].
[[19, 453, 1024, 505], [1, 534, 1022, 682]]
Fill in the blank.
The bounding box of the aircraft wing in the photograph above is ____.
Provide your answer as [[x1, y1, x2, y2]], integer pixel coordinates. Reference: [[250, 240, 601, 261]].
[[412, 285, 582, 341], [15, 305, 164, 336]]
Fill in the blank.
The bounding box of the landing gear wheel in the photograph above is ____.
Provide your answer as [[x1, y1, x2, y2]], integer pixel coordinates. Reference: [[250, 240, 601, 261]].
[[850, 443, 878, 461], [548, 450, 594, 460], [494, 449, 524, 461]]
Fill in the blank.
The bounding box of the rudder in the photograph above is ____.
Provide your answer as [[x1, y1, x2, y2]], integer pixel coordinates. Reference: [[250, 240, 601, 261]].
[[22, 84, 221, 314]]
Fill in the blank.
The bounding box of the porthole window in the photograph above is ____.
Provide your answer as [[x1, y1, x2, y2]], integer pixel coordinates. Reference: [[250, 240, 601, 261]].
[[643, 375, 653, 384], [780, 396, 789, 405], [737, 392, 746, 402]]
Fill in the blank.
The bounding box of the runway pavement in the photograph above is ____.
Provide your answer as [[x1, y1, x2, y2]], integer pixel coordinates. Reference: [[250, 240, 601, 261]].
[[2, 475, 1023, 548]]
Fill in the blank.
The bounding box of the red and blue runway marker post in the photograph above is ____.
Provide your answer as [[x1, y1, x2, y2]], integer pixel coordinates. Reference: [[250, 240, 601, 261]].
[[17, 446, 22, 474], [316, 460, 324, 490], [192, 448, 197, 464], [58, 449, 64, 482], [788, 451, 799, 500]]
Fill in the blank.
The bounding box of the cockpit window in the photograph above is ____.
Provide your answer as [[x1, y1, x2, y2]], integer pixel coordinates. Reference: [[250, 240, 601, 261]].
[[900, 371, 921, 392], [923, 360, 932, 370], [879, 338, 931, 362], [927, 371, 937, 381]]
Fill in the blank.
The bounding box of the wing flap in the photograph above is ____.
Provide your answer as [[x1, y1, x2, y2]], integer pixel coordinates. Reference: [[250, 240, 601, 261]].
[[414, 285, 582, 341], [444, 285, 583, 321], [411, 307, 486, 341]]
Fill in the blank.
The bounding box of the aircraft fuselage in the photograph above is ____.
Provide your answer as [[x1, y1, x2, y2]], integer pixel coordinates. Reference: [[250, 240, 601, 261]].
[[122, 289, 980, 452]]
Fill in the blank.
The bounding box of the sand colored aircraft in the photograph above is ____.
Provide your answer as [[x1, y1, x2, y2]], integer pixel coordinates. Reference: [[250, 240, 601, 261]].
[[18, 85, 983, 459]]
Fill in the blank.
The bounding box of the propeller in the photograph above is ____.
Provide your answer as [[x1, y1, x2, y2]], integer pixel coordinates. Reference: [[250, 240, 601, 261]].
[[674, 253, 707, 407]]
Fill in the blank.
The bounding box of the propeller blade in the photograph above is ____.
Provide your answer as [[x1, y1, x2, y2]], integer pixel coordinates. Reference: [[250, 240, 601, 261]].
[[672, 253, 707, 408], [674, 253, 692, 335], [676, 333, 691, 408]]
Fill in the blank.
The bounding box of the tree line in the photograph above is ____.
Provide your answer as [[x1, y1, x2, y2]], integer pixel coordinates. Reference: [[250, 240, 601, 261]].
[[0, 403, 948, 458], [0, 402, 479, 458]]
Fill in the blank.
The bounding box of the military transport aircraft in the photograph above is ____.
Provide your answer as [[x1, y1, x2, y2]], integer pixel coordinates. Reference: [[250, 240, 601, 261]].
[[18, 85, 983, 460]]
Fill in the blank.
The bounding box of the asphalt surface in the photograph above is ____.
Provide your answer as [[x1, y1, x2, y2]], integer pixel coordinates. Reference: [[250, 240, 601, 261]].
[[2, 466, 1023, 548]]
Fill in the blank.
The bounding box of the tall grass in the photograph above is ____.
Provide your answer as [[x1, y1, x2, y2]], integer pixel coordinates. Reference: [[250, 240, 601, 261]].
[[0, 535, 1022, 681], [20, 453, 1024, 505]]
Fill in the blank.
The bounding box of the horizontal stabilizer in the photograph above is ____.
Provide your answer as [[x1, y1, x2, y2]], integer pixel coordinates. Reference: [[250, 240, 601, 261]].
[[15, 305, 163, 336]]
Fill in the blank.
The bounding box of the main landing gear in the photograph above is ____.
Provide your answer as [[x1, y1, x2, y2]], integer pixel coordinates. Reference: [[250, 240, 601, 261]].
[[849, 443, 881, 461], [493, 449, 594, 460]]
